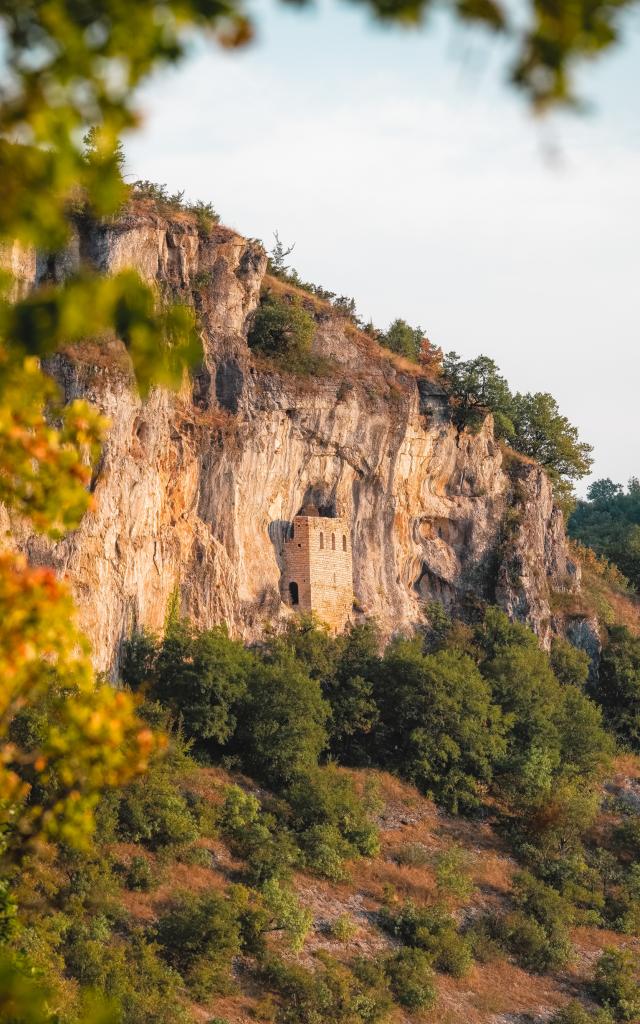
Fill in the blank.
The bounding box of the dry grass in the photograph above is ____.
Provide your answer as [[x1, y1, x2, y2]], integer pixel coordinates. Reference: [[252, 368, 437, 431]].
[[547, 541, 640, 635], [262, 274, 432, 383], [105, 761, 640, 1024], [429, 958, 570, 1024]]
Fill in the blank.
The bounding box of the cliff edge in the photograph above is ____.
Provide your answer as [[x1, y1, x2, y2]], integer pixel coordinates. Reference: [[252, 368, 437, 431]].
[[6, 205, 584, 671]]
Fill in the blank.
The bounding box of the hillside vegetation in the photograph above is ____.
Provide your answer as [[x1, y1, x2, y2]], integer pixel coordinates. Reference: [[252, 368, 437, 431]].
[[570, 481, 640, 593], [8, 606, 640, 1024]]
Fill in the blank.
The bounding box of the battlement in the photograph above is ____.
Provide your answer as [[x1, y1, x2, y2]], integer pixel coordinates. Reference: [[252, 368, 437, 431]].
[[283, 513, 353, 632]]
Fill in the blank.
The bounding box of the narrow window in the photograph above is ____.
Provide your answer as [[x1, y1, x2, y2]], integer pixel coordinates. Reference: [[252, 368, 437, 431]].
[[319, 532, 324, 550], [342, 535, 347, 552], [331, 533, 336, 550], [289, 581, 299, 606]]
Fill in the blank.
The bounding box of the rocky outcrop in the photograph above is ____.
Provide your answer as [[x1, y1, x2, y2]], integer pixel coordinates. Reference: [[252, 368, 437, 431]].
[[8, 207, 582, 672]]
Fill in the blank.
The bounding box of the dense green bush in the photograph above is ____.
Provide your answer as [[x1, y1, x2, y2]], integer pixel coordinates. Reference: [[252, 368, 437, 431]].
[[550, 637, 591, 687], [217, 785, 299, 884], [125, 855, 155, 891], [287, 766, 380, 875], [123, 622, 252, 753], [380, 900, 473, 977], [569, 478, 640, 591], [65, 924, 189, 1024], [591, 948, 640, 1021], [592, 626, 640, 750], [435, 845, 476, 901], [550, 1002, 614, 1024], [248, 293, 317, 373], [155, 889, 243, 997], [478, 609, 611, 799], [116, 763, 199, 851], [264, 954, 392, 1024], [493, 910, 569, 973], [373, 640, 506, 812], [488, 872, 574, 973], [383, 948, 436, 1009], [378, 319, 423, 362], [269, 616, 380, 762], [234, 652, 329, 787]]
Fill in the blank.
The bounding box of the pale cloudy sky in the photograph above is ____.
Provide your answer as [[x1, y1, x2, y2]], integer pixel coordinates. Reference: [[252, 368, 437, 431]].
[[126, 1, 640, 492]]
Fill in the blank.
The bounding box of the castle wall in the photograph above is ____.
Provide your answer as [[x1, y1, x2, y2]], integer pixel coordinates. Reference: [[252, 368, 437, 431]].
[[284, 514, 353, 632]]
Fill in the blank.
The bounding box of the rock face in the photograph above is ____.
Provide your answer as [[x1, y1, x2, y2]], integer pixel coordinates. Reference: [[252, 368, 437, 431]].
[[10, 207, 581, 672]]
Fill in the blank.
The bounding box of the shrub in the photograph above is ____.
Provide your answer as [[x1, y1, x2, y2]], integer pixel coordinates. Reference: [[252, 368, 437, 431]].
[[248, 293, 317, 373], [131, 181, 220, 233], [264, 954, 392, 1024], [394, 842, 430, 867], [124, 622, 252, 753], [592, 948, 640, 1021], [116, 764, 199, 851], [155, 890, 242, 997], [298, 823, 353, 882], [260, 878, 312, 953], [593, 626, 640, 751], [613, 816, 640, 859], [480, 612, 611, 799], [498, 871, 574, 972], [217, 785, 300, 884], [613, 865, 640, 936], [287, 766, 380, 876], [383, 948, 436, 1009], [466, 914, 504, 963], [435, 845, 476, 901], [550, 1003, 614, 1024], [550, 637, 591, 687], [329, 914, 357, 942], [380, 900, 473, 977], [495, 910, 570, 973], [64, 925, 189, 1024], [379, 319, 423, 362], [125, 855, 155, 891]]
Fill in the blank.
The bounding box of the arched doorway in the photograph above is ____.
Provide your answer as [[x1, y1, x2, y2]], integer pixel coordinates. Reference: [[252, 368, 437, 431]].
[[289, 581, 299, 606]]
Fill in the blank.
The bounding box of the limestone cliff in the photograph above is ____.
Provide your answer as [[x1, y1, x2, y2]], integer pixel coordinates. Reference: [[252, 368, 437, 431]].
[[8, 205, 582, 672]]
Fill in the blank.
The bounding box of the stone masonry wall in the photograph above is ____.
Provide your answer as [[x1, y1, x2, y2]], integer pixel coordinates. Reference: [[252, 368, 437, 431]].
[[284, 515, 353, 632]]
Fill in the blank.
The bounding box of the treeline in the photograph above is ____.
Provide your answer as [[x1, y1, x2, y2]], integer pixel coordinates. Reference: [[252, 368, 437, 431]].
[[570, 478, 640, 591]]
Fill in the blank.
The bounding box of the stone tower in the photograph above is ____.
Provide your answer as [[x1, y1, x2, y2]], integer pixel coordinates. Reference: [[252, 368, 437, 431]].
[[283, 507, 353, 632]]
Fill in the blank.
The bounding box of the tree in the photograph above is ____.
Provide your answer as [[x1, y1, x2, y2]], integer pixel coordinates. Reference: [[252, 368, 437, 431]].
[[588, 479, 624, 503], [593, 626, 640, 750], [379, 319, 424, 362], [419, 338, 443, 377], [234, 653, 329, 788], [569, 479, 640, 590], [550, 637, 591, 688], [373, 641, 507, 812], [441, 353, 516, 438], [123, 622, 252, 752], [268, 231, 296, 277], [510, 392, 593, 483]]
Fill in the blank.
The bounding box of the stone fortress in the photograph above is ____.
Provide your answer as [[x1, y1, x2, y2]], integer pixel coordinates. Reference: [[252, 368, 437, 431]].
[[283, 505, 353, 633]]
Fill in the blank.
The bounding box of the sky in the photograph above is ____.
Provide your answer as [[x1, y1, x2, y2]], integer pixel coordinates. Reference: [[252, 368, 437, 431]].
[[125, 0, 640, 492]]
